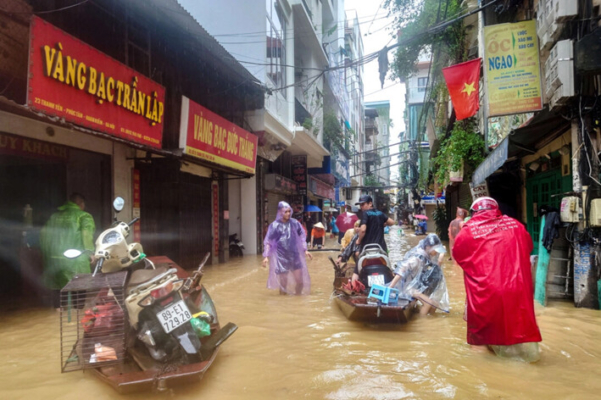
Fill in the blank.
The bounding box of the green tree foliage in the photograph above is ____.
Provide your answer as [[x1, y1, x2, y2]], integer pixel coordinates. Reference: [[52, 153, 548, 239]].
[[323, 112, 343, 155], [431, 119, 485, 185], [385, 0, 467, 80], [364, 174, 382, 187]]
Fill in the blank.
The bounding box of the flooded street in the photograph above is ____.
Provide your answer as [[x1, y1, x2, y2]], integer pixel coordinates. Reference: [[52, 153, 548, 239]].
[[1, 229, 600, 399]]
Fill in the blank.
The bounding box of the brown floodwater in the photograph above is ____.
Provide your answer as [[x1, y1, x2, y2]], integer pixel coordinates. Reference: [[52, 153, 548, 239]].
[[1, 229, 600, 399]]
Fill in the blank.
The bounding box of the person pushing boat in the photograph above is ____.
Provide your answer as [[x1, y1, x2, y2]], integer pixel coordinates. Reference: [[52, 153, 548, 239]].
[[388, 234, 450, 315]]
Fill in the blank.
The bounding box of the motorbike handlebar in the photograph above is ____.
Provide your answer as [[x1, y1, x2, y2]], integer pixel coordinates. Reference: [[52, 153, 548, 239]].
[[92, 257, 104, 277], [128, 217, 140, 226]]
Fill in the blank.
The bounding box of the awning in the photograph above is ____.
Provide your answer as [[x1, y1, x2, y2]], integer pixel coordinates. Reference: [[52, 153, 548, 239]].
[[472, 107, 570, 185]]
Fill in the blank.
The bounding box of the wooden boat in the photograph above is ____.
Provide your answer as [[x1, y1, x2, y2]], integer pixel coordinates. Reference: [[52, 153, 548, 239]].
[[330, 254, 416, 324], [86, 256, 237, 393], [333, 293, 415, 324]]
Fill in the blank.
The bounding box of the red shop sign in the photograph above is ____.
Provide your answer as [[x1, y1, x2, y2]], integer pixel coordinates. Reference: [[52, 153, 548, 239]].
[[311, 177, 335, 199], [180, 96, 258, 174], [28, 16, 165, 149]]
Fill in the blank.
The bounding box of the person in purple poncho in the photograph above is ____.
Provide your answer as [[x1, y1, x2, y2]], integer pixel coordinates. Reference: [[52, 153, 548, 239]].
[[262, 201, 313, 295]]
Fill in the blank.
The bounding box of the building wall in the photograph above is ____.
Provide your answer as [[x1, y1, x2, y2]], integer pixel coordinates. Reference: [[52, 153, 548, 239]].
[[241, 175, 258, 254], [228, 179, 242, 241]]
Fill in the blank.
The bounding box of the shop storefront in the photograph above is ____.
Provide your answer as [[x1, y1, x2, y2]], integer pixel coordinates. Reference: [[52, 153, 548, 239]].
[[0, 130, 113, 298], [0, 14, 167, 301]]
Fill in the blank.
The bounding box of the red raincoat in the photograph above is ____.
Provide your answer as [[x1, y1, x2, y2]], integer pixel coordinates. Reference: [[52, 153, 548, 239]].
[[452, 209, 542, 346]]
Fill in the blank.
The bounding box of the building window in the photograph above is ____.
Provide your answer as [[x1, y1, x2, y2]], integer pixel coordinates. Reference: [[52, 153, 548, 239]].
[[417, 77, 428, 92], [266, 0, 286, 94]]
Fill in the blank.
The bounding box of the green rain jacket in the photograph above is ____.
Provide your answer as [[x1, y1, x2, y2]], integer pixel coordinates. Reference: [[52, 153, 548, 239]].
[[41, 201, 96, 289]]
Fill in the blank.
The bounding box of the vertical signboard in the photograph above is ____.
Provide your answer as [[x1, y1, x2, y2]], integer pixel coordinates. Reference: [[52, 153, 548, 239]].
[[291, 155, 307, 195], [212, 182, 219, 256], [484, 20, 543, 116], [132, 169, 141, 242]]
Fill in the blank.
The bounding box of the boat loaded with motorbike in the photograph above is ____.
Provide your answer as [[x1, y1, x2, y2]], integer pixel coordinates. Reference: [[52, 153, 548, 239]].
[[331, 244, 416, 324], [59, 197, 237, 393]]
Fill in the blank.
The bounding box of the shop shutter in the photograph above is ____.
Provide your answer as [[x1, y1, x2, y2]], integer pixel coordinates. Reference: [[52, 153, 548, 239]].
[[267, 191, 287, 222]]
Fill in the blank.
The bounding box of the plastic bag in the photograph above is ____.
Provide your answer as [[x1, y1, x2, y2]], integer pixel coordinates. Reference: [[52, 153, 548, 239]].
[[190, 314, 211, 337]]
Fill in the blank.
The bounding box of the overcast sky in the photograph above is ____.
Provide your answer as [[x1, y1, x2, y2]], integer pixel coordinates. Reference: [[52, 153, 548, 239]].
[[345, 0, 404, 183]]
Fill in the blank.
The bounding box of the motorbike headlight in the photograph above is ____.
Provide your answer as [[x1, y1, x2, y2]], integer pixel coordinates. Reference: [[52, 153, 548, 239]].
[[102, 231, 123, 245]]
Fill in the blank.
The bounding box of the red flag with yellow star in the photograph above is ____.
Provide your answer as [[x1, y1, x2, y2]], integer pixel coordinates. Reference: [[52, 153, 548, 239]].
[[442, 58, 481, 120]]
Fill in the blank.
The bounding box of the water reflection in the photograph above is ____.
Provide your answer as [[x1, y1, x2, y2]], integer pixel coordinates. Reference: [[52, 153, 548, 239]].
[[0, 229, 600, 399]]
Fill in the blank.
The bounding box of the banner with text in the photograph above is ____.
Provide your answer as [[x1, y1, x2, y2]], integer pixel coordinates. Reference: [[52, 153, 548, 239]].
[[28, 16, 165, 148], [291, 155, 307, 196], [484, 20, 543, 116], [179, 96, 257, 174], [0, 132, 68, 161]]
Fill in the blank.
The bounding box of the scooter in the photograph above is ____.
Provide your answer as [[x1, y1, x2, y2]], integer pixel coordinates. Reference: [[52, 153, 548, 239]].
[[356, 244, 394, 289], [64, 198, 214, 364], [228, 233, 244, 257], [125, 253, 211, 362]]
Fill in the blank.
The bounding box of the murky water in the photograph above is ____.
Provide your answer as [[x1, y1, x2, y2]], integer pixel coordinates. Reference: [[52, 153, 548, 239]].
[[1, 229, 600, 399]]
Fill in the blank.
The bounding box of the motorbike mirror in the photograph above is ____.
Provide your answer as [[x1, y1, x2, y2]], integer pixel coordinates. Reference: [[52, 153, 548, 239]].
[[113, 197, 125, 213], [64, 249, 83, 259]]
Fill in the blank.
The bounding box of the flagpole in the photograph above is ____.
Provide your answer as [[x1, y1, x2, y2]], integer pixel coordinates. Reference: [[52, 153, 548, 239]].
[[479, 0, 490, 154]]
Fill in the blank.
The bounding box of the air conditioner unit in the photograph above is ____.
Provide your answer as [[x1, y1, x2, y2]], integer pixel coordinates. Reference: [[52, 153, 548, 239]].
[[536, 1, 547, 42], [550, 84, 575, 109], [560, 196, 579, 223], [544, 21, 565, 50], [551, 0, 578, 23], [545, 40, 574, 104], [589, 199, 601, 227]]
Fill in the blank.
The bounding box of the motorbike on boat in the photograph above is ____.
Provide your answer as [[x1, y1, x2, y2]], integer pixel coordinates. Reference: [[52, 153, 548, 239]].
[[331, 244, 416, 324], [59, 197, 237, 393]]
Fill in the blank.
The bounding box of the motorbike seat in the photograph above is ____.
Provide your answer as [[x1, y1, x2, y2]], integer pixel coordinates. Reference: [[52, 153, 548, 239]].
[[127, 266, 169, 292], [359, 264, 394, 289]]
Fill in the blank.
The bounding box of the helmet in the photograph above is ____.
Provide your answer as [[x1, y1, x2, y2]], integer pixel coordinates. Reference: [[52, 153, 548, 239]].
[[470, 197, 499, 213]]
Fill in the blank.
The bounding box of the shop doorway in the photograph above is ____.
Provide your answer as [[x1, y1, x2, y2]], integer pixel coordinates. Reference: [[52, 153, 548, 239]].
[[0, 134, 111, 304], [138, 159, 213, 269], [526, 169, 572, 254]]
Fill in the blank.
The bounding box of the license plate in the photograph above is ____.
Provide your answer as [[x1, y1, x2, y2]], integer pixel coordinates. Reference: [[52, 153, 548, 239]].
[[368, 274, 385, 287], [156, 300, 192, 333]]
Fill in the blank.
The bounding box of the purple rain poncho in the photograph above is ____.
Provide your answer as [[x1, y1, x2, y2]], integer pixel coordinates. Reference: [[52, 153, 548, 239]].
[[263, 202, 311, 295]]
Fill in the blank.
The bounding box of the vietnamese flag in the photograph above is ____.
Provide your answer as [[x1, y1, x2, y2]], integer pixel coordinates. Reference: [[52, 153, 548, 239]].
[[442, 58, 481, 120]]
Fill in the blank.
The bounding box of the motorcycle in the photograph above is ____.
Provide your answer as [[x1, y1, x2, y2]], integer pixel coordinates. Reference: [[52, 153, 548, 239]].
[[228, 233, 244, 257], [62, 197, 237, 392], [332, 244, 415, 324]]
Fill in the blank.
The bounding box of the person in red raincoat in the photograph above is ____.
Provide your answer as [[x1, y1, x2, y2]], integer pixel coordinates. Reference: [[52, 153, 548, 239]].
[[453, 197, 542, 362]]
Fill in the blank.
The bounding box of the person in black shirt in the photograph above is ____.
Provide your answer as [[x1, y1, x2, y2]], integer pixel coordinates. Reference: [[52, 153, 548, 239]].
[[354, 195, 395, 257]]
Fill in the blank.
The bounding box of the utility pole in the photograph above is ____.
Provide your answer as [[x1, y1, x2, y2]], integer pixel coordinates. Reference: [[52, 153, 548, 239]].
[[478, 0, 490, 153]]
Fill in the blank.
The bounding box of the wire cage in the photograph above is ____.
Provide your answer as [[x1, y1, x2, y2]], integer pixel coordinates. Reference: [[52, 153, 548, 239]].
[[60, 271, 128, 372]]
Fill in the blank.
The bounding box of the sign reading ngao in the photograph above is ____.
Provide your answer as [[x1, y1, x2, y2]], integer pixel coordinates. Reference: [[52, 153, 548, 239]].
[[484, 20, 543, 117], [179, 96, 258, 174], [28, 16, 165, 149]]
